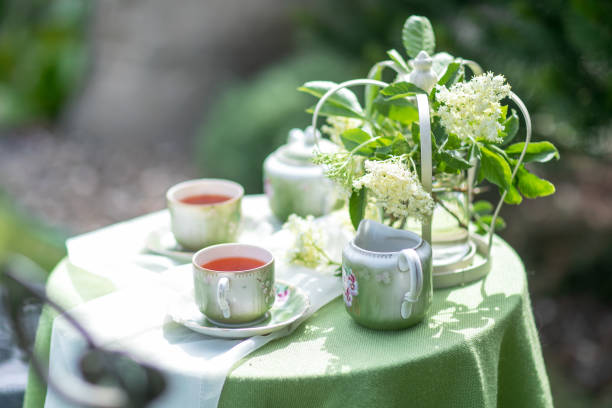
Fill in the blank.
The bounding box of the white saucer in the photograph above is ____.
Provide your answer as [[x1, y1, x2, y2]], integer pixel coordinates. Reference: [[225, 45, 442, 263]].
[[168, 281, 310, 339], [145, 227, 194, 262]]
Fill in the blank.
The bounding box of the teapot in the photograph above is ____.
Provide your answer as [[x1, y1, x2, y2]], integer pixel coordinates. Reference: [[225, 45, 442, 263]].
[[342, 219, 433, 330], [263, 126, 342, 221]]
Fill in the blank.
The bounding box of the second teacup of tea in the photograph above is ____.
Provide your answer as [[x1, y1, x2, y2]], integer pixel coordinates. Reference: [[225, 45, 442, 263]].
[[167, 179, 244, 250], [192, 243, 275, 326]]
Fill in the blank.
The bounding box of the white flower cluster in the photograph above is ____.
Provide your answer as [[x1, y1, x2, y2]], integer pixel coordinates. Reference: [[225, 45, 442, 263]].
[[312, 151, 359, 194], [353, 158, 434, 222], [435, 72, 511, 143], [283, 214, 329, 269], [321, 116, 363, 145]]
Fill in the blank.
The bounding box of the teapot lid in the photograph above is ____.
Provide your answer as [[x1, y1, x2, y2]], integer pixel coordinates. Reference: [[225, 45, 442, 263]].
[[278, 126, 336, 164]]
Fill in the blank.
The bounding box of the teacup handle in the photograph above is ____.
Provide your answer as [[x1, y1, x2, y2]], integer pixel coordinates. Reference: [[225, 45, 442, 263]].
[[217, 277, 231, 319], [397, 249, 423, 319]]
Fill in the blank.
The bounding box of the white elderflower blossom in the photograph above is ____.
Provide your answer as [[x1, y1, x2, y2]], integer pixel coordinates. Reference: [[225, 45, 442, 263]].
[[353, 158, 434, 222], [321, 116, 363, 145], [435, 72, 511, 143], [283, 214, 334, 269], [312, 151, 361, 195]]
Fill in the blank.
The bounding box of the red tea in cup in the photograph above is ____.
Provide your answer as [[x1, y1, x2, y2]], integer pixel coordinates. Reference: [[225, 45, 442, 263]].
[[180, 194, 232, 205], [202, 257, 266, 272]]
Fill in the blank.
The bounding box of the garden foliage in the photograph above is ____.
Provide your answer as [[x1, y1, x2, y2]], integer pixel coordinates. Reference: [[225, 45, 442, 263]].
[[0, 0, 89, 127]]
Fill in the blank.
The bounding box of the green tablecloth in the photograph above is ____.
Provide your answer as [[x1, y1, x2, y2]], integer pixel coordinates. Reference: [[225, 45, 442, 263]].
[[24, 221, 552, 408]]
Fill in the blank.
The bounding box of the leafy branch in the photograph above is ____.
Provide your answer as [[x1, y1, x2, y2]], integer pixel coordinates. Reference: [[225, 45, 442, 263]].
[[298, 14, 560, 230]]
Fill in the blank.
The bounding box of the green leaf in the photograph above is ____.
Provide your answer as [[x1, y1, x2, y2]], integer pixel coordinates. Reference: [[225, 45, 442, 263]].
[[445, 133, 462, 150], [479, 146, 512, 190], [388, 104, 420, 124], [411, 122, 420, 145], [402, 15, 436, 58], [431, 52, 455, 77], [473, 200, 493, 215], [468, 142, 481, 162], [366, 64, 384, 115], [299, 81, 364, 115], [505, 141, 560, 163], [340, 128, 373, 155], [437, 62, 461, 86], [374, 146, 392, 158], [380, 81, 427, 100], [517, 167, 556, 198], [432, 116, 448, 147], [306, 104, 363, 120], [390, 133, 412, 156], [373, 94, 419, 124], [349, 188, 367, 230], [501, 109, 519, 145], [500, 105, 508, 120], [503, 184, 523, 205], [372, 137, 394, 158], [480, 215, 506, 231], [387, 49, 411, 73], [488, 144, 510, 160], [438, 151, 471, 171]]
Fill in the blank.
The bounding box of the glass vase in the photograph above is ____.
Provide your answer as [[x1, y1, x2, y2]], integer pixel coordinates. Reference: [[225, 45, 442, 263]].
[[406, 172, 471, 267]]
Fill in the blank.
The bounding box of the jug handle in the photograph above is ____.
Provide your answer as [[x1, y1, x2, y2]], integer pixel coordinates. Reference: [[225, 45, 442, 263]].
[[398, 249, 423, 319], [217, 277, 231, 319]]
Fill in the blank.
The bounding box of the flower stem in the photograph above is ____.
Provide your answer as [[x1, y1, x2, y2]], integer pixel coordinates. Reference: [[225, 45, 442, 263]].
[[313, 244, 340, 266], [432, 193, 468, 229], [349, 135, 384, 155]]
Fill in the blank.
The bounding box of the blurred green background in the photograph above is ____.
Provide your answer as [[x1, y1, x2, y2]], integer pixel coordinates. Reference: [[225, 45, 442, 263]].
[[0, 0, 85, 247], [0, 0, 89, 127], [1, 0, 611, 406]]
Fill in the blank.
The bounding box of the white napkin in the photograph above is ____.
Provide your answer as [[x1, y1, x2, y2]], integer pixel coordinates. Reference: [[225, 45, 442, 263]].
[[46, 196, 350, 408]]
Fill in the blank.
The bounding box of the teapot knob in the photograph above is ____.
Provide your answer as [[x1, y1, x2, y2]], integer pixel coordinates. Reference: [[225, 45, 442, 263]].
[[288, 128, 304, 144], [407, 51, 438, 94], [303, 126, 319, 146]]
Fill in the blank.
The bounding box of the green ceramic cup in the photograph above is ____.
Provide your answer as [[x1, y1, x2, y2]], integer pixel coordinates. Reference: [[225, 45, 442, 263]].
[[192, 243, 275, 326], [167, 179, 243, 251]]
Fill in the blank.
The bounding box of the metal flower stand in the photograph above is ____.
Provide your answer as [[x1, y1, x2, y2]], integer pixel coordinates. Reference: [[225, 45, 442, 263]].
[[310, 53, 532, 289]]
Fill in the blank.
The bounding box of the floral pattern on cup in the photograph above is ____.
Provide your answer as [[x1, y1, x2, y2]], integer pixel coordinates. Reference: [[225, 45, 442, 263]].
[[275, 284, 290, 306], [257, 277, 276, 304], [375, 271, 391, 285], [342, 264, 359, 307]]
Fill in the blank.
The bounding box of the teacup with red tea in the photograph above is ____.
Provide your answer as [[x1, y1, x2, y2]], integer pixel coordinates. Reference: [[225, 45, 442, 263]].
[[166, 179, 244, 250], [192, 243, 275, 326]]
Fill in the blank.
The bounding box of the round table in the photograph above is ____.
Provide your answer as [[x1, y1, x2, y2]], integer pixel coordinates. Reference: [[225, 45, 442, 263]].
[[23, 197, 553, 408], [220, 237, 552, 408]]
